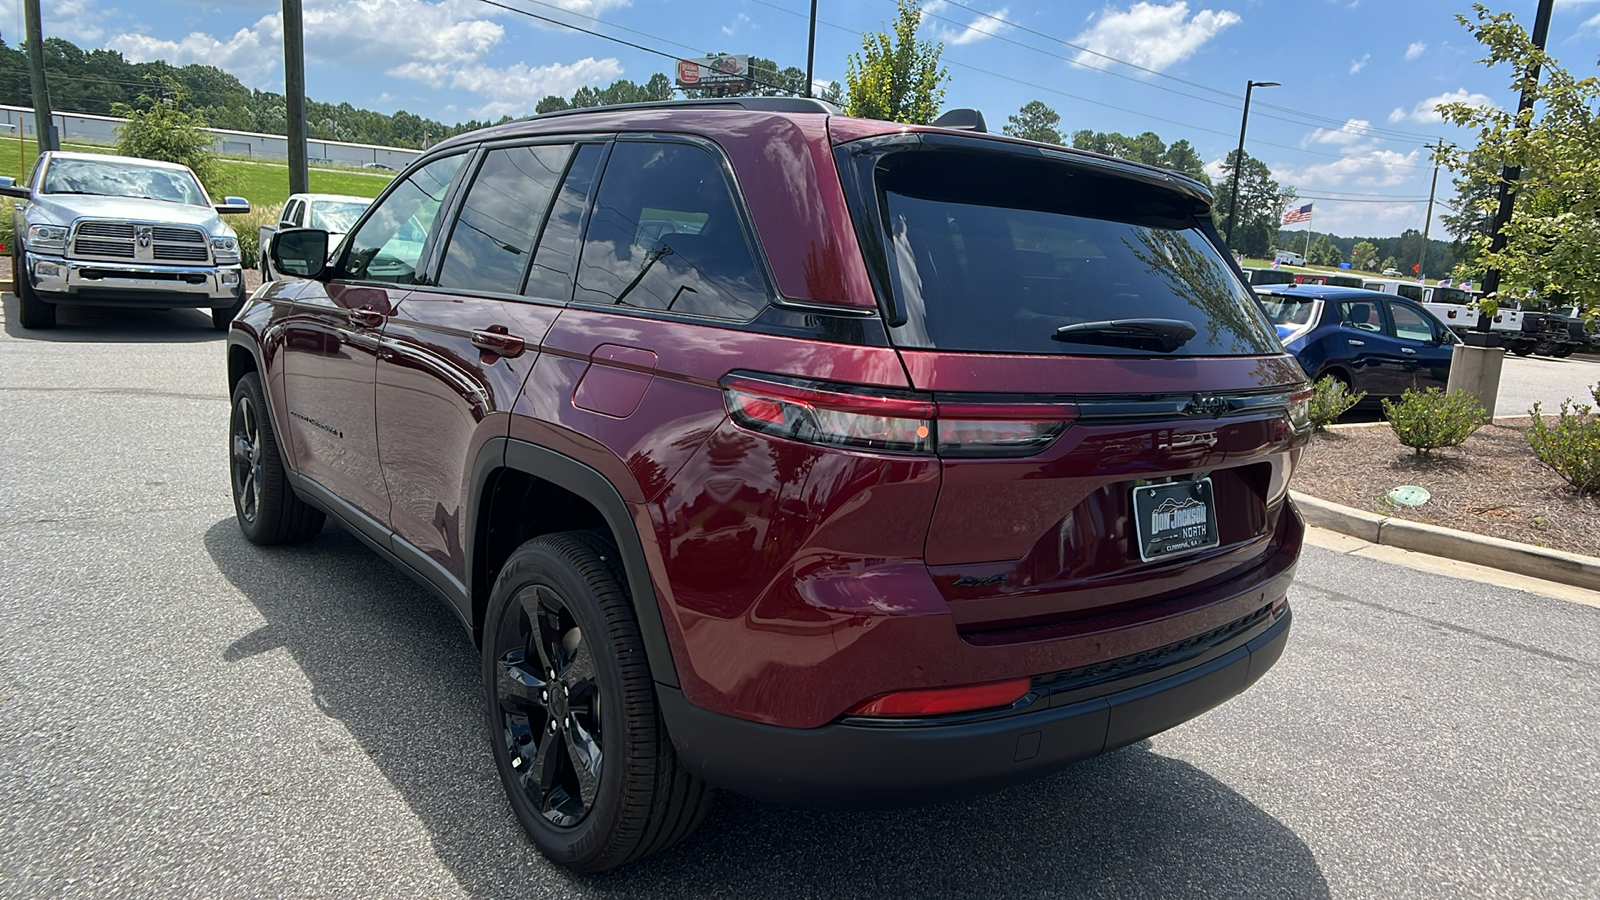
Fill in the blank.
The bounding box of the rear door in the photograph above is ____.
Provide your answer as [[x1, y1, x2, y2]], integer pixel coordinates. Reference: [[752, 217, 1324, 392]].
[[374, 141, 594, 592], [842, 141, 1308, 631]]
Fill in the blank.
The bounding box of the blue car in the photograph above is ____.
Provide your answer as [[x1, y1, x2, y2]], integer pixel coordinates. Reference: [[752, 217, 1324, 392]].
[[1254, 284, 1458, 401]]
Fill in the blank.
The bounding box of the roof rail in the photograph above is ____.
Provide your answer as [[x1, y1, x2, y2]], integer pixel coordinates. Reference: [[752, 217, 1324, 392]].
[[529, 97, 841, 121]]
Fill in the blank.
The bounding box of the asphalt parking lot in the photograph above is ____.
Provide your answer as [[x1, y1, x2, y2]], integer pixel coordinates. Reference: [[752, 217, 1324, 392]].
[[2, 301, 1598, 899]]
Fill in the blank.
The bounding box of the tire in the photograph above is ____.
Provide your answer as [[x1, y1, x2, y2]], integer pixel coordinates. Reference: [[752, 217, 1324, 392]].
[[1510, 344, 1533, 357], [212, 284, 247, 331], [1534, 341, 1556, 357], [229, 372, 324, 544], [13, 247, 56, 329], [484, 531, 712, 873], [1553, 345, 1575, 358]]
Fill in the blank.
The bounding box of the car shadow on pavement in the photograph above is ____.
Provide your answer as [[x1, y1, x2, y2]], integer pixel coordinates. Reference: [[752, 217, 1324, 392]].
[[2, 292, 223, 342], [204, 519, 1330, 900]]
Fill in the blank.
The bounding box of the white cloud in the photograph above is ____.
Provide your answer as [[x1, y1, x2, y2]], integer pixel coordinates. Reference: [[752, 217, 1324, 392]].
[[1388, 88, 1497, 124], [0, 0, 106, 42], [1583, 12, 1600, 32], [1349, 53, 1369, 74], [1307, 119, 1375, 147], [924, 1, 1015, 46], [392, 56, 623, 117], [1276, 146, 1422, 191], [1404, 41, 1426, 60], [110, 23, 281, 85], [722, 12, 752, 37], [1070, 2, 1240, 73]]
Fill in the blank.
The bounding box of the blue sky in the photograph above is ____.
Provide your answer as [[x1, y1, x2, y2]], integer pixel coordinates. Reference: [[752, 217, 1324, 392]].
[[11, 0, 1600, 237]]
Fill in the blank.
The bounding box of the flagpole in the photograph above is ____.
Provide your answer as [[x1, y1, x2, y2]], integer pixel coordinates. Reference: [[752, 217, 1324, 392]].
[[1304, 215, 1312, 261]]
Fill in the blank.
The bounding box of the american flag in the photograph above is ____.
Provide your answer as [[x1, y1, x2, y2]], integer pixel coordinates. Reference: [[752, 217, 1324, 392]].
[[1282, 203, 1314, 225]]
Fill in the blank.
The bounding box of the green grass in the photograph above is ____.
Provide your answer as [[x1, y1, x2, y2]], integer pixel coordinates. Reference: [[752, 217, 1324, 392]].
[[0, 136, 392, 210]]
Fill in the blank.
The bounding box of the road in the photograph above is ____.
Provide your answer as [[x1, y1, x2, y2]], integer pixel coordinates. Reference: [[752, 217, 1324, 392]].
[[2, 301, 1598, 899]]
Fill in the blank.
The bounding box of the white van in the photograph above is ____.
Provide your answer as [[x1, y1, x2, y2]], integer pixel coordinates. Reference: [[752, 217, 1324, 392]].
[[1273, 250, 1305, 267]]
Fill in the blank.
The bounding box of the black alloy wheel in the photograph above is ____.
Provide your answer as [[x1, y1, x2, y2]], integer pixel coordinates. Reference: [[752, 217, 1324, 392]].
[[484, 532, 711, 872], [227, 373, 324, 544], [494, 583, 606, 828]]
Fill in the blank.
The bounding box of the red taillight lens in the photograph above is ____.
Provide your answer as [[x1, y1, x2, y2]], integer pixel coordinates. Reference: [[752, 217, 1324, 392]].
[[722, 374, 1073, 458], [1287, 387, 1314, 433], [847, 678, 1032, 718]]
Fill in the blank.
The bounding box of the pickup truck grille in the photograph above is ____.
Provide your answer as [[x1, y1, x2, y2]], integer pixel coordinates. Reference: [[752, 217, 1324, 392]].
[[70, 220, 212, 265]]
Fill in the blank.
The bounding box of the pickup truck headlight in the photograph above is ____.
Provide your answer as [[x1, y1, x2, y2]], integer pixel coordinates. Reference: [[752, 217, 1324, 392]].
[[27, 224, 68, 253], [210, 236, 240, 264]]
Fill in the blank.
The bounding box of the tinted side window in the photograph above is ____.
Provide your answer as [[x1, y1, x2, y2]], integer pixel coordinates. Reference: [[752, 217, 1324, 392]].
[[1390, 303, 1437, 342], [524, 143, 604, 302], [343, 154, 464, 285], [1396, 283, 1425, 302], [438, 144, 571, 295], [574, 142, 767, 321]]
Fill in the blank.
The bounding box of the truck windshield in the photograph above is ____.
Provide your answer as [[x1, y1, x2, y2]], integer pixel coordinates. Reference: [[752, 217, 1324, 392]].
[[310, 201, 370, 233], [41, 158, 209, 207], [875, 150, 1281, 357]]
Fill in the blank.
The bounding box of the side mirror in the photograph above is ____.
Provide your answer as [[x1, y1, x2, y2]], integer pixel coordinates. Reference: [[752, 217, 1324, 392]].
[[215, 196, 252, 215], [271, 228, 330, 279], [0, 176, 30, 200]]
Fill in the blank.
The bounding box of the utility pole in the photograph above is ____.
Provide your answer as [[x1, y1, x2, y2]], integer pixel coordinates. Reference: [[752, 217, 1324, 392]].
[[1418, 139, 1446, 280], [23, 0, 57, 153], [804, 0, 819, 99], [282, 0, 309, 195], [1477, 0, 1555, 331]]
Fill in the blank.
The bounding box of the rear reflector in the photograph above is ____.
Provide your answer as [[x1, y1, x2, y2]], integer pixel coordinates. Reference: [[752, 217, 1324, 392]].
[[847, 678, 1032, 718]]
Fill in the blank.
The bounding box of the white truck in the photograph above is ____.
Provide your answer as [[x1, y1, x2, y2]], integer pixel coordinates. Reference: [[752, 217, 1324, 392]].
[[258, 193, 372, 281], [1361, 277, 1583, 356], [1273, 249, 1306, 267]]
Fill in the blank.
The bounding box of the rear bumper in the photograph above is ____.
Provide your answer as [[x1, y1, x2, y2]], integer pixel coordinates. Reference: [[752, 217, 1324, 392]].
[[24, 252, 242, 306], [661, 604, 1291, 808]]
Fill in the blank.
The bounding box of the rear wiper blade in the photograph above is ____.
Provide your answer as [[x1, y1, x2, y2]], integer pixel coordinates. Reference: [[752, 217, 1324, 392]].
[[1052, 318, 1197, 353]]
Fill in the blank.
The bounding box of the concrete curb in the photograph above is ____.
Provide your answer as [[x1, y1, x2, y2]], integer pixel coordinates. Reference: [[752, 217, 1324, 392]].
[[1292, 490, 1600, 593]]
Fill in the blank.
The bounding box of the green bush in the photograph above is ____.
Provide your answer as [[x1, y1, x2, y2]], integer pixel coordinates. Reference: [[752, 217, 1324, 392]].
[[1529, 400, 1600, 493], [1381, 387, 1489, 454], [114, 83, 220, 194], [1308, 376, 1365, 431], [231, 203, 282, 270], [1591, 382, 1599, 406]]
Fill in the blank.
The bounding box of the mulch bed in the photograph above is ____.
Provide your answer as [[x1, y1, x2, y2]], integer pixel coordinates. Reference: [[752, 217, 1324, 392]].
[[1292, 417, 1600, 557]]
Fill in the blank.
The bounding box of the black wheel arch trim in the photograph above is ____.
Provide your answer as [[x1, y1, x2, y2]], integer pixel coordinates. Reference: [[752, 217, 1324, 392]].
[[470, 437, 680, 689]]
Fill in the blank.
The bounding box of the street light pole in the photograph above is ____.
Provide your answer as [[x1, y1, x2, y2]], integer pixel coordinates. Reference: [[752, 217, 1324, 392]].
[[1418, 139, 1447, 279], [283, 0, 309, 196], [1223, 80, 1279, 251]]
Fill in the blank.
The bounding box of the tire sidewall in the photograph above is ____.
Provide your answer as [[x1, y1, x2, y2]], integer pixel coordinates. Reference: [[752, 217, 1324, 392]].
[[483, 540, 636, 868], [230, 373, 279, 543]]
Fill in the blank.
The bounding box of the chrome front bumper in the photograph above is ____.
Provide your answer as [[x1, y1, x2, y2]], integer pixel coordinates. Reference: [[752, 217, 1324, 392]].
[[25, 252, 243, 306]]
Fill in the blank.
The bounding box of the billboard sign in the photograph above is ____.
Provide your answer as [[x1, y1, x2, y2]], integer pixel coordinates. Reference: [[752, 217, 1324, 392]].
[[676, 55, 751, 90]]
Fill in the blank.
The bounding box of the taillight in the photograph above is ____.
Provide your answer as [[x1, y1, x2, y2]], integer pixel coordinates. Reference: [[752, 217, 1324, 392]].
[[847, 678, 1032, 718], [722, 374, 1074, 458], [1286, 387, 1314, 433]]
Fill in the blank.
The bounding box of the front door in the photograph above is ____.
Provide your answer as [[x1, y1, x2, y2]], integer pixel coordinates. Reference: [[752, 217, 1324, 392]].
[[1384, 300, 1453, 392], [277, 153, 466, 525]]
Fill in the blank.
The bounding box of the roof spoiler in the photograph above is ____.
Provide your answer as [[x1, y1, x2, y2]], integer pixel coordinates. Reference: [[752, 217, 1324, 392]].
[[931, 109, 987, 133]]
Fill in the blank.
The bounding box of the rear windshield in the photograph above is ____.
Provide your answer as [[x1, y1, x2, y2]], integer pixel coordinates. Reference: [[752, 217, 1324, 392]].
[[875, 151, 1280, 357], [1258, 295, 1319, 327]]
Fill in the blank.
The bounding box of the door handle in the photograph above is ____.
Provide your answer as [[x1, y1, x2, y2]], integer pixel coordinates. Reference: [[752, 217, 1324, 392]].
[[471, 325, 526, 358], [1347, 339, 1365, 346], [1401, 347, 1417, 354], [347, 307, 385, 328]]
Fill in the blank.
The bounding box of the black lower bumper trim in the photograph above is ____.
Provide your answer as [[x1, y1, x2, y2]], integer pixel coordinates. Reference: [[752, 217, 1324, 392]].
[[659, 607, 1290, 809]]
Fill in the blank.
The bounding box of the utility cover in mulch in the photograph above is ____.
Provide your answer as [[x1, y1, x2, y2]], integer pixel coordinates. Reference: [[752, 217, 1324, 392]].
[[1291, 417, 1600, 558]]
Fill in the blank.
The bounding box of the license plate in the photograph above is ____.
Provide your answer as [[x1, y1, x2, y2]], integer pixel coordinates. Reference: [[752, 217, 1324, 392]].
[[1132, 478, 1220, 562]]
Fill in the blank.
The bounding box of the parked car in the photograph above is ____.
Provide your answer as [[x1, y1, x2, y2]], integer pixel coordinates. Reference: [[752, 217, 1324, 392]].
[[235, 97, 1311, 872], [1256, 283, 1458, 400], [1241, 265, 1296, 286], [258, 193, 372, 281], [0, 151, 251, 330], [1274, 250, 1305, 267], [1382, 267, 1402, 277]]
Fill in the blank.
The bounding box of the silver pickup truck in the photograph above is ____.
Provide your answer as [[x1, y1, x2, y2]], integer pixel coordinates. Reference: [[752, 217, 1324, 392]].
[[1, 151, 251, 330]]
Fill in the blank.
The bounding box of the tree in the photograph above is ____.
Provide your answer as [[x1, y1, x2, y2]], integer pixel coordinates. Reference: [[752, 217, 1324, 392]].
[[1070, 129, 1208, 184], [1381, 256, 1398, 272], [1350, 240, 1380, 271], [1213, 150, 1295, 257], [1308, 234, 1341, 267], [1160, 139, 1210, 186], [844, 0, 949, 124], [113, 80, 218, 192], [1439, 4, 1600, 315], [1003, 100, 1061, 144]]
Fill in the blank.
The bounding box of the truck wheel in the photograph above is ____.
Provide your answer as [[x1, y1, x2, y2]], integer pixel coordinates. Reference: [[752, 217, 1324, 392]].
[[13, 248, 56, 329], [1534, 341, 1556, 357], [1553, 345, 1575, 358], [211, 284, 247, 331], [484, 531, 712, 873], [1510, 344, 1533, 356], [229, 372, 324, 544]]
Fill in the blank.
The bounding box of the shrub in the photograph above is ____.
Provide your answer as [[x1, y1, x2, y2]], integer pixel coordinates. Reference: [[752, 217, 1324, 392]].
[[113, 81, 220, 194], [1381, 387, 1489, 454], [1308, 376, 1365, 431], [1592, 382, 1599, 406], [1529, 401, 1600, 493], [231, 203, 283, 271]]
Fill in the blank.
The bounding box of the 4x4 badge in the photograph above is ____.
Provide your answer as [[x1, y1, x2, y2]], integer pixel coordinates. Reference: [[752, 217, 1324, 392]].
[[1183, 393, 1229, 417]]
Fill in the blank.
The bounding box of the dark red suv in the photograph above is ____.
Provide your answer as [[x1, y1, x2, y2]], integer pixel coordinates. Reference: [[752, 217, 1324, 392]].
[[227, 98, 1310, 872]]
